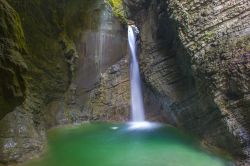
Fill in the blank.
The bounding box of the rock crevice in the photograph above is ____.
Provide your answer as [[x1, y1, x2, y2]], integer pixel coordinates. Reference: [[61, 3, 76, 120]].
[[125, 0, 250, 165]]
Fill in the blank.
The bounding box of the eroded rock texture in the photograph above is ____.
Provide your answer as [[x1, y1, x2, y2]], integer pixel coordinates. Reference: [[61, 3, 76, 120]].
[[125, 0, 250, 165], [0, 0, 131, 164], [44, 1, 130, 126], [87, 58, 130, 121], [0, 107, 44, 163], [0, 0, 249, 165], [0, 0, 27, 119]]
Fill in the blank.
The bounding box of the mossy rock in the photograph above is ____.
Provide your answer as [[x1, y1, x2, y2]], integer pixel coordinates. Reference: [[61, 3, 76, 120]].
[[0, 0, 27, 119], [107, 0, 127, 23]]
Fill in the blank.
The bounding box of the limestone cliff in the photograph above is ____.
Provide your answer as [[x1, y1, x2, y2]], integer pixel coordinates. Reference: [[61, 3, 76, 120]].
[[124, 0, 250, 165], [0, 0, 129, 164], [0, 0, 27, 119], [0, 0, 249, 165]]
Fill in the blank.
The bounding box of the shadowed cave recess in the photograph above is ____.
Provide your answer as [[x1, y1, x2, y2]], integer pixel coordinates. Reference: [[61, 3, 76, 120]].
[[0, 0, 249, 166]]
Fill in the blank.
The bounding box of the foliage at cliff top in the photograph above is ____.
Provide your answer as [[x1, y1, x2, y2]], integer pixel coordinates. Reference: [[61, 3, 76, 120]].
[[107, 0, 127, 23]]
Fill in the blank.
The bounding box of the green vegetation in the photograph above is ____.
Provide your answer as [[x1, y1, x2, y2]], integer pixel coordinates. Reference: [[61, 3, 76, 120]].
[[6, 0, 99, 104], [0, 0, 28, 118], [107, 0, 127, 23]]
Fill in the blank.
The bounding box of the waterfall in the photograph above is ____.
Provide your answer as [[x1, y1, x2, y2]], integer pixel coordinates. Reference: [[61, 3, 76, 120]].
[[128, 25, 145, 122]]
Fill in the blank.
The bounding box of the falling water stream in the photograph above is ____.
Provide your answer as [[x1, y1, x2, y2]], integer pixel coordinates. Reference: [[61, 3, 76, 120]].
[[128, 25, 145, 122], [20, 24, 232, 166]]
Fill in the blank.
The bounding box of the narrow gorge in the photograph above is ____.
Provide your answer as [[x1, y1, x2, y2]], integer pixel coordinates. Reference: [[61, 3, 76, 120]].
[[0, 0, 249, 166]]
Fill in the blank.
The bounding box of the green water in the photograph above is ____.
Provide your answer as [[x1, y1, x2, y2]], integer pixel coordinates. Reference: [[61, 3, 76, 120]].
[[22, 123, 233, 166]]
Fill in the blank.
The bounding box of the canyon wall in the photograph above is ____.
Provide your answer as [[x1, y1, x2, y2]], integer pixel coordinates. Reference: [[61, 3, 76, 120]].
[[124, 0, 250, 165], [0, 0, 27, 119], [0, 0, 249, 165], [0, 0, 132, 164], [44, 1, 131, 126]]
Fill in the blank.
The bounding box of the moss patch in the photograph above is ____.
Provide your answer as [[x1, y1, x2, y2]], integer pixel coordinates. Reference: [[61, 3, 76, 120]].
[[107, 0, 127, 23], [0, 0, 28, 119]]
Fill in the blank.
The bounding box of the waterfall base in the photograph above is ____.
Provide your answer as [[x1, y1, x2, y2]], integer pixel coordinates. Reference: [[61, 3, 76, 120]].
[[21, 123, 233, 166]]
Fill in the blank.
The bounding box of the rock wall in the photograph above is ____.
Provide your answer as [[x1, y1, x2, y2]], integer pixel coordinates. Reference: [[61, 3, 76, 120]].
[[44, 1, 130, 126], [0, 0, 130, 164], [0, 0, 249, 165], [124, 0, 250, 165], [0, 0, 27, 119]]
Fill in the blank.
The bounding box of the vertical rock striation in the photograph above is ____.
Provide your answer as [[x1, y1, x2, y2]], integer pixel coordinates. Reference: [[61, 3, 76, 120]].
[[124, 0, 250, 165], [44, 1, 130, 126]]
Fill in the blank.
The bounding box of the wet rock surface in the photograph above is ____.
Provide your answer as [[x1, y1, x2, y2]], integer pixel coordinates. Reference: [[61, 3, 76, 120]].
[[0, 0, 249, 165], [86, 58, 130, 121], [0, 108, 45, 164], [44, 1, 130, 126], [125, 0, 250, 165], [0, 3, 134, 164], [0, 0, 27, 119]]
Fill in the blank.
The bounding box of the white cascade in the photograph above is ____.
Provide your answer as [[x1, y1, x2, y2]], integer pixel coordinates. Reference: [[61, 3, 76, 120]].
[[128, 25, 145, 122]]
